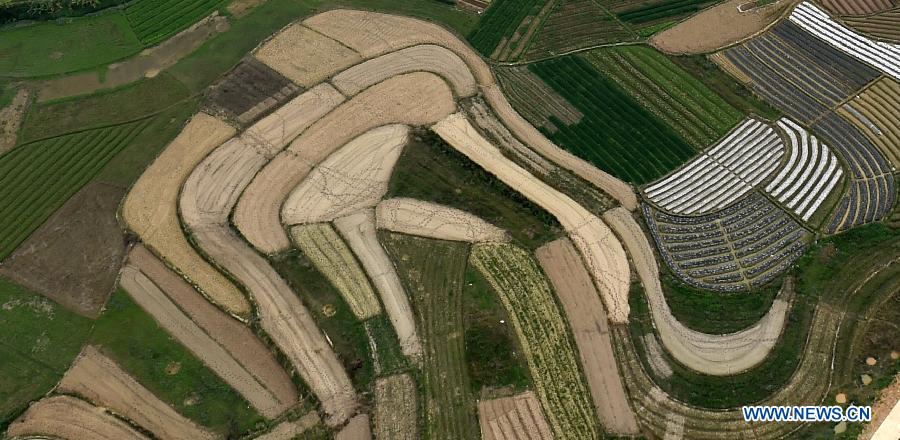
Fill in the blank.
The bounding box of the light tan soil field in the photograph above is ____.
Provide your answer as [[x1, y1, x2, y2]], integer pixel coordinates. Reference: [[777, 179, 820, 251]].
[[254, 23, 361, 87], [374, 374, 417, 440], [434, 113, 631, 323], [58, 345, 216, 440], [254, 412, 321, 440], [7, 395, 148, 440], [477, 391, 554, 440], [335, 413, 372, 440], [535, 238, 639, 435], [289, 223, 381, 320], [331, 45, 477, 97], [841, 78, 900, 169], [376, 198, 509, 243], [242, 83, 346, 154], [333, 209, 422, 357], [651, 0, 798, 54], [121, 113, 248, 316], [119, 265, 289, 418], [861, 374, 900, 440], [0, 88, 28, 153], [602, 207, 791, 376], [282, 124, 409, 225], [128, 245, 298, 411], [235, 72, 455, 254]]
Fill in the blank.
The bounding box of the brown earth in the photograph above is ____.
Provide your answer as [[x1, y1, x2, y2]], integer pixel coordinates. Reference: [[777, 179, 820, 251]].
[[535, 238, 640, 435], [651, 0, 799, 55], [227, 0, 267, 17], [843, 9, 900, 42], [254, 23, 362, 87], [821, 0, 894, 16], [128, 245, 298, 413], [6, 395, 148, 440], [860, 374, 900, 440], [57, 345, 217, 440], [335, 413, 371, 440], [376, 197, 509, 243], [206, 58, 301, 126], [373, 374, 417, 440], [253, 412, 321, 440], [477, 391, 554, 440], [0, 181, 125, 318], [0, 87, 29, 153]]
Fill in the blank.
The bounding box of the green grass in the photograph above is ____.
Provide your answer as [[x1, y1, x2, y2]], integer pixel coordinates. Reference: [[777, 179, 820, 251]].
[[585, 45, 743, 148], [20, 74, 190, 142], [90, 289, 264, 437], [527, 54, 695, 184], [0, 11, 141, 78], [466, 0, 547, 57], [387, 132, 562, 250], [0, 119, 152, 259], [382, 233, 479, 440], [125, 0, 228, 46], [0, 277, 92, 429]]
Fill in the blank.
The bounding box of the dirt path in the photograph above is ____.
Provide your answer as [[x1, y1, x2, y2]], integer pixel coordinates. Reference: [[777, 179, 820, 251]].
[[602, 207, 791, 375], [58, 346, 217, 439], [376, 198, 509, 243], [535, 238, 640, 435], [0, 88, 28, 153], [6, 395, 149, 440], [477, 391, 554, 440]]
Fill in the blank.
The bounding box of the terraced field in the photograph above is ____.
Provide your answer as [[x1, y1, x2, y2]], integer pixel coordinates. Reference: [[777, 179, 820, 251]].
[[843, 8, 900, 42], [524, 0, 637, 60], [841, 77, 900, 169], [822, 0, 895, 15], [466, 0, 551, 60], [125, 0, 227, 46]]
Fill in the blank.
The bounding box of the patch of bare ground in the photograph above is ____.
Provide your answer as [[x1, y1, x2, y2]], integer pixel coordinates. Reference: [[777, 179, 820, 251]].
[[0, 181, 124, 318], [477, 391, 554, 440], [36, 14, 229, 102], [335, 413, 371, 440], [375, 197, 509, 243], [6, 395, 148, 440], [333, 209, 421, 358], [282, 125, 409, 225], [235, 72, 455, 254], [253, 412, 321, 440], [57, 345, 217, 439], [374, 374, 417, 440], [118, 265, 290, 419], [127, 245, 298, 414], [651, 0, 799, 55], [602, 207, 791, 376], [432, 113, 631, 323], [861, 374, 900, 440], [0, 87, 29, 153], [207, 59, 301, 126], [227, 0, 266, 17], [254, 23, 362, 87], [121, 112, 249, 316], [535, 238, 640, 435]]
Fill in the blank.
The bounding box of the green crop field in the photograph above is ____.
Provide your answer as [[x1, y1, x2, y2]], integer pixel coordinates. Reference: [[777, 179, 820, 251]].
[[90, 289, 265, 436], [124, 0, 227, 46], [0, 12, 141, 77], [585, 45, 743, 148], [0, 278, 92, 428], [0, 119, 151, 259], [382, 233, 479, 440], [527, 55, 695, 184], [466, 0, 548, 58], [525, 0, 637, 60], [612, 0, 718, 24]]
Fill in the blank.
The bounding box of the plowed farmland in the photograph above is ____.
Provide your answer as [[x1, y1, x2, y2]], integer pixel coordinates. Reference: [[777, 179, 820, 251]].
[[841, 77, 900, 169], [843, 8, 900, 42]]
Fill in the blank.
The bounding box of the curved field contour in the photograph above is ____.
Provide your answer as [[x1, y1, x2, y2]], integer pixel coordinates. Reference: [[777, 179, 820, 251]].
[[376, 198, 509, 243], [7, 396, 149, 440], [254, 23, 361, 87]]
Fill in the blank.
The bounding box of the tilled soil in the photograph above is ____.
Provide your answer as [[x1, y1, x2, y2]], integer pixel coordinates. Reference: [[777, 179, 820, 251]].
[[477, 391, 554, 440], [7, 395, 149, 440], [375, 197, 508, 243], [207, 58, 301, 125]]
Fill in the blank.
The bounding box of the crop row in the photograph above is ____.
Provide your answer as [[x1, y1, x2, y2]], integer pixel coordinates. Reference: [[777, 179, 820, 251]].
[[586, 45, 742, 149], [524, 0, 636, 60], [466, 0, 547, 58], [125, 0, 225, 46], [0, 119, 150, 259], [613, 0, 717, 24], [841, 77, 900, 169], [470, 242, 599, 440], [842, 8, 900, 43], [528, 55, 695, 184], [821, 0, 895, 16], [495, 66, 584, 133]]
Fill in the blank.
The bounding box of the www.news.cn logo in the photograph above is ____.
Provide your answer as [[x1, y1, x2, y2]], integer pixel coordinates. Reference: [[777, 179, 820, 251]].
[[742, 405, 872, 422]]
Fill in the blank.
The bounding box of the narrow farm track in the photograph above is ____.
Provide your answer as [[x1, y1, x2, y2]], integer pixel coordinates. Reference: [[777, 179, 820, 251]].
[[7, 395, 149, 440]]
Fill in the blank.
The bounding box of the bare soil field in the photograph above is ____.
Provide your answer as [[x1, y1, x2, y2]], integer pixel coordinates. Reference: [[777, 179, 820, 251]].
[[0, 182, 124, 318], [374, 374, 417, 440], [477, 391, 554, 440], [121, 112, 248, 316], [282, 125, 409, 225], [207, 58, 301, 125], [119, 265, 289, 418], [0, 88, 28, 153], [128, 244, 298, 412], [254, 412, 321, 440], [535, 238, 639, 435], [843, 9, 900, 42], [602, 207, 792, 376], [860, 374, 900, 439], [289, 223, 382, 320], [821, 0, 894, 15], [335, 413, 371, 440], [651, 0, 799, 54], [376, 197, 509, 243], [254, 23, 362, 87], [235, 72, 455, 254], [58, 345, 216, 440], [433, 113, 631, 323], [331, 45, 477, 97], [333, 209, 422, 358], [7, 395, 148, 440]]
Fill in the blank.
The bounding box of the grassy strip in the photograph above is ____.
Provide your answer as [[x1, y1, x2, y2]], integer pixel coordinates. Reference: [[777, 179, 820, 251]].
[[386, 131, 562, 250], [0, 277, 92, 429], [528, 54, 695, 184], [382, 233, 479, 440], [90, 289, 264, 436], [125, 0, 227, 46], [466, 0, 547, 57], [0, 119, 152, 259]]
